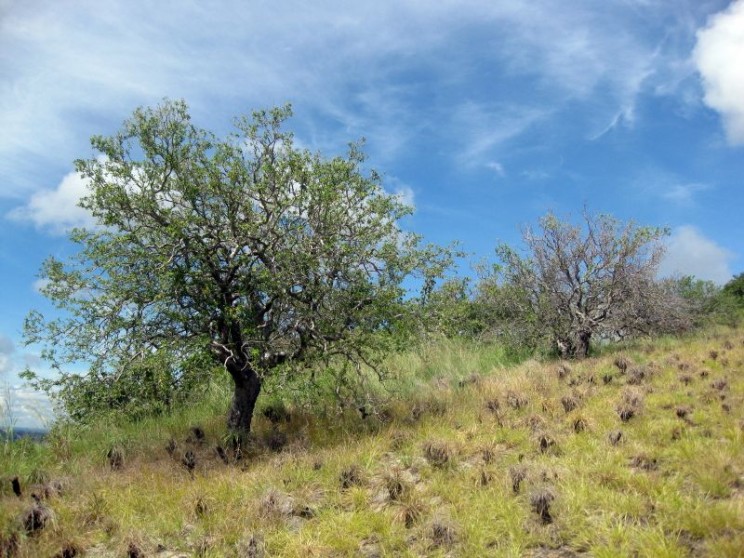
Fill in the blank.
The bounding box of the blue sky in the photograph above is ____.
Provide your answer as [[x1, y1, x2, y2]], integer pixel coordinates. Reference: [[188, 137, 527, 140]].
[[1, 0, 743, 427]]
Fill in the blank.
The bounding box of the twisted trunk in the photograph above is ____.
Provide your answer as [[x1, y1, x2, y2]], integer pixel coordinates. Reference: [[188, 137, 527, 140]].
[[226, 362, 262, 435]]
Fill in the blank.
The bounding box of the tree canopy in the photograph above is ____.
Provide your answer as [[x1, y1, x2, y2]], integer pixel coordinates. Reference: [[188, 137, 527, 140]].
[[496, 211, 687, 358], [24, 100, 447, 433]]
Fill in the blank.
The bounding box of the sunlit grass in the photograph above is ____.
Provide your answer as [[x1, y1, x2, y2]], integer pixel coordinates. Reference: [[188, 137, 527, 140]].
[[1, 327, 743, 556]]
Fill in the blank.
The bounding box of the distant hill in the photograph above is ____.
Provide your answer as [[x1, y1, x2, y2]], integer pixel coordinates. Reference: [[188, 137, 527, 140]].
[[0, 426, 47, 441]]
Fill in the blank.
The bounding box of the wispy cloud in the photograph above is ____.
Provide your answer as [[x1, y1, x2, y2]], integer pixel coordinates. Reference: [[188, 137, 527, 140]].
[[634, 167, 712, 206], [694, 0, 744, 145], [0, 0, 710, 201]]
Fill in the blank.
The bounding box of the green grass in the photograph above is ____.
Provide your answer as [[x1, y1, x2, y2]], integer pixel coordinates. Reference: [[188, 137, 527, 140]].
[[1, 328, 743, 556]]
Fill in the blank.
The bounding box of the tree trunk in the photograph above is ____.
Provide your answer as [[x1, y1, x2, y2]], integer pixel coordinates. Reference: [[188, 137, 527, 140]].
[[556, 330, 592, 359], [575, 330, 591, 359], [226, 364, 262, 436]]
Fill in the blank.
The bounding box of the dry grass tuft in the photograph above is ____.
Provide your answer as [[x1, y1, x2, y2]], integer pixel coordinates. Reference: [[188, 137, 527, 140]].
[[422, 440, 454, 468], [22, 502, 53, 536], [711, 378, 728, 391], [126, 541, 143, 558], [572, 416, 588, 433], [556, 363, 571, 380], [561, 395, 579, 413], [339, 465, 365, 490], [106, 447, 124, 470], [630, 454, 658, 471], [0, 532, 19, 558], [238, 533, 265, 558], [530, 488, 555, 524], [510, 465, 528, 493], [613, 356, 631, 374], [429, 519, 458, 548], [53, 542, 81, 558], [608, 429, 623, 445], [626, 366, 647, 385], [506, 391, 529, 410], [678, 374, 693, 385]]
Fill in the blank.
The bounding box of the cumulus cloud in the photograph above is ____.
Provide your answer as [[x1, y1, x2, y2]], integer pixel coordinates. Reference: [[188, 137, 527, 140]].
[[659, 225, 734, 284], [0, 385, 54, 430], [8, 169, 94, 233], [694, 0, 744, 145]]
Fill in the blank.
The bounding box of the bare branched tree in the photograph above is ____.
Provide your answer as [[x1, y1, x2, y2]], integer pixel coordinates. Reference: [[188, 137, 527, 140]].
[[497, 211, 686, 358]]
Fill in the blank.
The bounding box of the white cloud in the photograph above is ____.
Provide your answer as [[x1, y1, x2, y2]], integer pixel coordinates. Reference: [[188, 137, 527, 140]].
[[661, 182, 711, 205], [0, 0, 709, 200], [694, 0, 744, 145], [7, 170, 94, 233], [0, 335, 14, 375], [394, 185, 416, 208], [659, 225, 734, 284], [1, 385, 54, 430]]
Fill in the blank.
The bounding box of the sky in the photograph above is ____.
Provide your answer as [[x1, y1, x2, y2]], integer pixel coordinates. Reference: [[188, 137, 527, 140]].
[[1, 0, 743, 427]]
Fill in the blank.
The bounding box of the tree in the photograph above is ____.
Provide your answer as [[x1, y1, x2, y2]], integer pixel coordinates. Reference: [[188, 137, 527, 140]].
[[23, 100, 446, 434], [496, 211, 683, 359], [722, 272, 744, 304]]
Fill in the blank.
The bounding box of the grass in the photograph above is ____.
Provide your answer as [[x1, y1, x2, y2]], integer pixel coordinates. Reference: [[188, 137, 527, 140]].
[[1, 328, 743, 556]]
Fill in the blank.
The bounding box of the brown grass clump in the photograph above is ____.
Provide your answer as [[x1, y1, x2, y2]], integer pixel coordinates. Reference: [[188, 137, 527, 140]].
[[422, 440, 454, 468], [608, 430, 623, 445], [238, 533, 265, 558], [572, 416, 588, 433], [510, 465, 528, 493], [723, 340, 734, 350], [561, 395, 579, 413], [530, 488, 555, 524], [106, 447, 124, 470], [22, 502, 53, 536], [0, 532, 19, 558], [10, 477, 21, 498], [458, 373, 481, 388], [381, 467, 414, 502], [626, 366, 647, 385], [616, 389, 643, 422], [537, 433, 557, 454], [630, 454, 658, 471], [259, 489, 301, 519], [678, 374, 693, 385], [391, 499, 426, 528], [675, 406, 691, 420], [182, 450, 197, 475], [126, 541, 144, 558], [165, 438, 177, 456], [556, 363, 571, 380], [711, 378, 728, 391], [614, 356, 630, 374], [263, 428, 288, 452], [485, 398, 501, 414], [53, 542, 81, 558], [429, 519, 458, 548], [506, 391, 528, 410], [339, 465, 364, 490], [709, 350, 719, 361]]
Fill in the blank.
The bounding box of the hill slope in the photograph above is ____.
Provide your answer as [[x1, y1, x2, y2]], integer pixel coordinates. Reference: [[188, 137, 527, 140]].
[[1, 330, 743, 557]]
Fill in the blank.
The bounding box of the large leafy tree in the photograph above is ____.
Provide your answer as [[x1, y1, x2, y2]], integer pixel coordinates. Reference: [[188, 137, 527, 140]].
[[496, 211, 686, 358], [24, 100, 444, 434]]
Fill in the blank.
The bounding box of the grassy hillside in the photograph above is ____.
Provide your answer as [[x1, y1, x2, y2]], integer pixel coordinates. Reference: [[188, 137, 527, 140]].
[[1, 330, 743, 557]]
